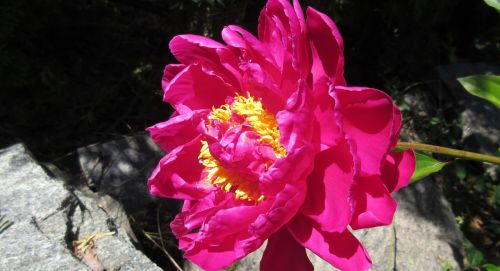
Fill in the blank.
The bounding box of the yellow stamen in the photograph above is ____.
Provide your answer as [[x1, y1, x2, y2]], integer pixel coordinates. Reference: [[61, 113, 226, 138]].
[[198, 92, 287, 202]]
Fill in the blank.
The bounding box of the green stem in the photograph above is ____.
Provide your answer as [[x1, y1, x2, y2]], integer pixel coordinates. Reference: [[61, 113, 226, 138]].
[[397, 142, 500, 165]]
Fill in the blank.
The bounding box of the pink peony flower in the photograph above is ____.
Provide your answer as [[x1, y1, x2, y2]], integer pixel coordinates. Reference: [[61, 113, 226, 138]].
[[148, 0, 416, 270]]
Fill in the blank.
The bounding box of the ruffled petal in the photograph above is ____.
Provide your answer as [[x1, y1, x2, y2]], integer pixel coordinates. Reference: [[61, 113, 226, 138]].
[[300, 137, 355, 232], [222, 25, 288, 112], [260, 144, 315, 196], [170, 192, 228, 238], [250, 181, 308, 241], [170, 34, 225, 64], [276, 81, 314, 151], [260, 227, 313, 271], [183, 202, 267, 271], [288, 214, 372, 271], [292, 0, 309, 77], [164, 64, 236, 112], [306, 7, 345, 86], [197, 204, 266, 245], [183, 233, 251, 271], [148, 136, 210, 200], [169, 34, 241, 88], [257, 0, 307, 100], [207, 127, 277, 180], [147, 109, 208, 152], [239, 60, 286, 113], [350, 176, 397, 230], [162, 64, 186, 90], [258, 0, 301, 67], [332, 86, 397, 176], [311, 82, 340, 151], [381, 149, 416, 192], [222, 25, 279, 76]]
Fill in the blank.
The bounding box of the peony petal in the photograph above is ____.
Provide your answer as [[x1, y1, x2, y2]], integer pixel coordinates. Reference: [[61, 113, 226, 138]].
[[293, 0, 305, 28], [198, 204, 266, 245], [170, 192, 228, 238], [381, 148, 416, 192], [221, 25, 283, 100], [169, 34, 241, 88], [239, 60, 286, 113], [306, 7, 345, 86], [222, 25, 279, 74], [350, 176, 397, 230], [184, 234, 250, 271], [148, 136, 210, 200], [257, 0, 308, 99], [276, 82, 314, 151], [170, 34, 225, 64], [183, 201, 267, 271], [147, 109, 208, 152], [260, 144, 315, 196], [311, 82, 341, 151], [288, 214, 372, 271], [164, 64, 236, 112], [300, 137, 356, 232], [258, 0, 299, 64], [291, 0, 310, 78], [162, 64, 186, 90], [332, 86, 397, 176], [207, 127, 277, 178], [250, 182, 308, 241], [260, 227, 313, 271]]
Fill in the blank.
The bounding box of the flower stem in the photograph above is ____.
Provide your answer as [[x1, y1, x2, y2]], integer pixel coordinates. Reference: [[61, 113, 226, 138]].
[[397, 142, 500, 165]]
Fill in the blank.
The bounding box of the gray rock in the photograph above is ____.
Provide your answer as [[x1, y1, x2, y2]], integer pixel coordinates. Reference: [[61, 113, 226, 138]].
[[185, 179, 462, 271], [389, 179, 462, 271], [0, 144, 161, 270], [77, 133, 165, 215]]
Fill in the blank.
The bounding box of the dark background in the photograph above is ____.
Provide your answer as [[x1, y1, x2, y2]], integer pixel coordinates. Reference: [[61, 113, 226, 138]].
[[1, 0, 498, 161], [1, 0, 499, 268]]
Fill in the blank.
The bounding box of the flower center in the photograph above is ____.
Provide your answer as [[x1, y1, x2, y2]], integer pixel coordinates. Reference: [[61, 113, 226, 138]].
[[198, 93, 286, 202]]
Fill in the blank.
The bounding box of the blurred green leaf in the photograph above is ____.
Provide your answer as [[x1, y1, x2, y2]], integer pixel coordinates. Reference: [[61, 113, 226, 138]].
[[483, 0, 500, 12], [411, 153, 450, 182], [484, 263, 500, 271], [429, 116, 440, 125], [488, 184, 500, 206], [227, 262, 239, 271], [464, 240, 484, 268], [453, 165, 466, 181], [457, 75, 500, 108], [440, 260, 454, 271]]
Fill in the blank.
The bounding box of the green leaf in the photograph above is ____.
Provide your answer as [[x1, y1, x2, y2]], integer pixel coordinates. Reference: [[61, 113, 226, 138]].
[[464, 240, 484, 268], [457, 75, 500, 108], [483, 0, 500, 12], [410, 153, 450, 182], [453, 165, 466, 181], [484, 263, 500, 271]]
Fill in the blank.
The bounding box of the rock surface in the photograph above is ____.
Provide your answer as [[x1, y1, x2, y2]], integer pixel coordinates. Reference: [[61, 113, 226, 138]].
[[78, 133, 165, 215], [185, 179, 463, 271], [0, 144, 161, 270]]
